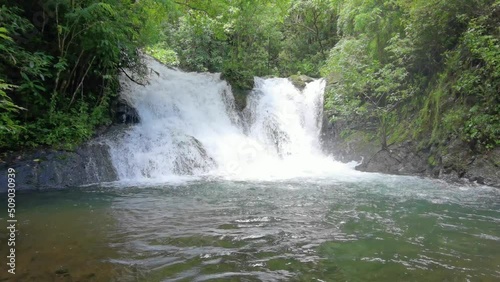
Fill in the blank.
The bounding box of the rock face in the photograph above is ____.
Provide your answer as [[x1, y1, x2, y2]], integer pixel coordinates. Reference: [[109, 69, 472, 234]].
[[173, 136, 217, 175], [0, 95, 141, 193], [320, 117, 380, 163], [288, 74, 315, 90], [111, 98, 140, 124], [0, 143, 117, 192], [321, 118, 500, 188], [356, 141, 429, 175]]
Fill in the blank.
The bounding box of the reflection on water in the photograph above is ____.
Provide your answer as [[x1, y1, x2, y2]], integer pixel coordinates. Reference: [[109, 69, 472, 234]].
[[1, 176, 499, 281]]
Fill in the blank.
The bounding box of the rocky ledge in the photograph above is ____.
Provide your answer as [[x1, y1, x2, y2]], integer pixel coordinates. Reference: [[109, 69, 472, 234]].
[[0, 98, 140, 192], [321, 118, 500, 188], [356, 141, 500, 187], [0, 143, 117, 192]]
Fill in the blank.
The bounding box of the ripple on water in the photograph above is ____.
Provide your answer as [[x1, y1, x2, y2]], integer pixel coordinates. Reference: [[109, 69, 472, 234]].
[[1, 178, 499, 281]]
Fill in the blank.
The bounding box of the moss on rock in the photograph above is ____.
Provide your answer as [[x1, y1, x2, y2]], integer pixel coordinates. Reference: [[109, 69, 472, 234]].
[[288, 74, 314, 90]]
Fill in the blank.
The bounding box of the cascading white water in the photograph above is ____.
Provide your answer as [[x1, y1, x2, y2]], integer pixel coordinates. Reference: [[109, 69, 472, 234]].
[[107, 59, 356, 182]]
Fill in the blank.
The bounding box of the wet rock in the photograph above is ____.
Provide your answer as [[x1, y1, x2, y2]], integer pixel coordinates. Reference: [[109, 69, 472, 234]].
[[220, 69, 254, 92], [357, 150, 401, 173], [321, 116, 500, 187], [464, 148, 500, 186], [173, 135, 216, 175], [356, 142, 429, 175], [264, 117, 291, 158], [0, 143, 117, 192], [111, 98, 140, 124], [288, 74, 315, 90], [231, 87, 251, 112], [320, 117, 379, 162]]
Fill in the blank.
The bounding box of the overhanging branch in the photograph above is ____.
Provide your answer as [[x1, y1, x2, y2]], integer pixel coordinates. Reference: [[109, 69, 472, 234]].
[[120, 67, 146, 87]]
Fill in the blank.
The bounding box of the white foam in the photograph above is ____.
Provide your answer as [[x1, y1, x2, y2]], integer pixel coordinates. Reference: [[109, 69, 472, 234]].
[[107, 59, 363, 182]]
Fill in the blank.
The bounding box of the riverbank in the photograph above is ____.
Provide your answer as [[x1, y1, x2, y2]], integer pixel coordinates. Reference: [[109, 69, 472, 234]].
[[320, 117, 500, 188], [0, 143, 117, 193]]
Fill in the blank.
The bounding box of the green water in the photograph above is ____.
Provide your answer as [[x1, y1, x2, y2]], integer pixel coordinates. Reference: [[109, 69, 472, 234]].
[[1, 175, 499, 281]]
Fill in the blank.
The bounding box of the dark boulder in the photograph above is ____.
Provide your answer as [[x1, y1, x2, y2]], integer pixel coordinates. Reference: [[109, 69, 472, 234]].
[[462, 147, 500, 186], [111, 98, 140, 124], [0, 143, 117, 192], [355, 142, 428, 175], [320, 115, 500, 187], [173, 135, 216, 175]]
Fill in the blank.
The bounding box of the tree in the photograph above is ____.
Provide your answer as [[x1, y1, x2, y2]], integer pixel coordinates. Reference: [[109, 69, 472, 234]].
[[278, 0, 338, 76], [0, 0, 172, 149]]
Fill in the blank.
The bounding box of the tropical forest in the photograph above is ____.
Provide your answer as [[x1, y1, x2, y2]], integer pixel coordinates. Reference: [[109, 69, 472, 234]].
[[0, 0, 499, 281]]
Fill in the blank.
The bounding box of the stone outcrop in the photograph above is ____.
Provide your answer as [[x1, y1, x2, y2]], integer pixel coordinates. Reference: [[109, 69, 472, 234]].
[[111, 98, 140, 124], [0, 143, 117, 192], [288, 74, 315, 90], [321, 118, 500, 188]]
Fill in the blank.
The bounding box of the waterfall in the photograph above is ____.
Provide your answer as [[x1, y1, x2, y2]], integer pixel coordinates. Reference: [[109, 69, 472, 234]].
[[107, 59, 353, 181]]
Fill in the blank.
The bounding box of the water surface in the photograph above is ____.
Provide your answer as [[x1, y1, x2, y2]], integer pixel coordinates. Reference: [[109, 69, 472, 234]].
[[1, 175, 499, 281]]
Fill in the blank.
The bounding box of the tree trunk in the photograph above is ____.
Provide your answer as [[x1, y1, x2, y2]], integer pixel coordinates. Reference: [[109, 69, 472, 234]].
[[380, 116, 388, 150]]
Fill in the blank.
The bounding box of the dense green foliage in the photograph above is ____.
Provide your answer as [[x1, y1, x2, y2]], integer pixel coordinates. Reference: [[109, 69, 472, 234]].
[[159, 0, 338, 88], [321, 0, 500, 151], [0, 0, 166, 150], [1, 0, 337, 150], [1, 0, 498, 152]]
